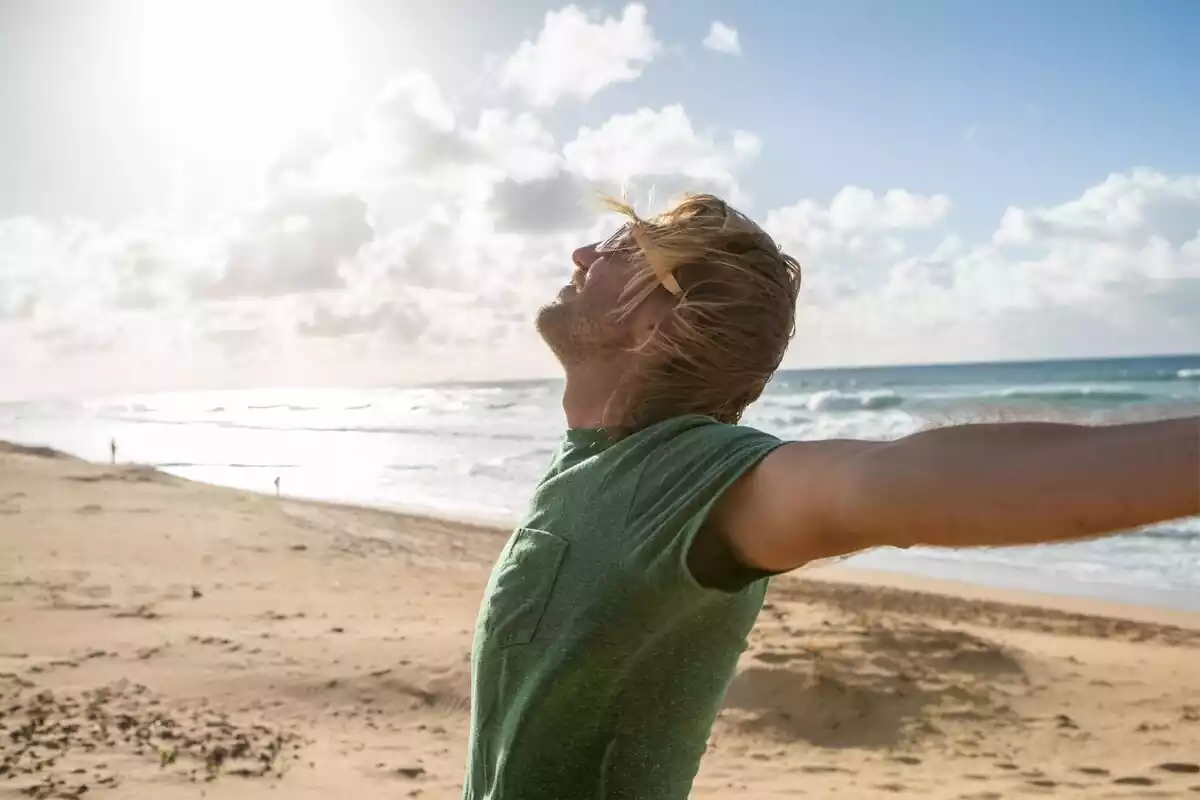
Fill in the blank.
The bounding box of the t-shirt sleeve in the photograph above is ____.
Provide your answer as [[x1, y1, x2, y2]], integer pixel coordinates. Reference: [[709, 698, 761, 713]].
[[622, 416, 786, 593]]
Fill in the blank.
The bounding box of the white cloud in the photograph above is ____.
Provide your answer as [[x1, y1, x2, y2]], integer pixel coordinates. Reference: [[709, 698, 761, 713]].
[[0, 213, 224, 324], [298, 297, 428, 342], [703, 21, 741, 56], [732, 131, 762, 160], [763, 169, 1200, 365], [500, 4, 661, 107], [299, 70, 481, 207], [564, 105, 760, 205], [993, 169, 1200, 249], [374, 71, 456, 134], [200, 192, 373, 299], [467, 110, 562, 182], [0, 218, 47, 320], [765, 187, 950, 300], [829, 187, 951, 231], [362, 70, 474, 174], [490, 172, 597, 234]]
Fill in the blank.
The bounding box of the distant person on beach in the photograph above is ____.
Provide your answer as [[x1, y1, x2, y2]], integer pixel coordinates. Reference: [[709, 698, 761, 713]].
[[109, 437, 116, 465], [462, 194, 1200, 799]]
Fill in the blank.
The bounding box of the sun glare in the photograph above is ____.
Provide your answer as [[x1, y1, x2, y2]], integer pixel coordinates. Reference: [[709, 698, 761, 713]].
[[130, 0, 355, 160]]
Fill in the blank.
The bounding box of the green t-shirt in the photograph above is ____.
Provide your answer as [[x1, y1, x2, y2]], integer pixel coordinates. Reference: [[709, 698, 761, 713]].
[[463, 414, 785, 799]]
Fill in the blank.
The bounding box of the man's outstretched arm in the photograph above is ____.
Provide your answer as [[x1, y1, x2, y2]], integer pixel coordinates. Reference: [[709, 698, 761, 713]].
[[709, 416, 1200, 574]]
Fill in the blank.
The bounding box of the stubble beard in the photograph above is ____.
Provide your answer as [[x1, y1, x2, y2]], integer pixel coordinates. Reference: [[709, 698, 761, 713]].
[[535, 294, 619, 367]]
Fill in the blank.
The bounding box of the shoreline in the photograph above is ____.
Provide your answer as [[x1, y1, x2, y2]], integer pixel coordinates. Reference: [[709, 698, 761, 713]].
[[40, 446, 1200, 617], [4, 438, 1196, 628]]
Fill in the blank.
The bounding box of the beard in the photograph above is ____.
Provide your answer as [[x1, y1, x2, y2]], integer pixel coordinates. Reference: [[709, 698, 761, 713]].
[[535, 286, 623, 366]]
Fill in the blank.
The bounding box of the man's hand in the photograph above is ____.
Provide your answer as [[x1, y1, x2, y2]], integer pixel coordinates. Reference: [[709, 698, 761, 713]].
[[708, 416, 1200, 574]]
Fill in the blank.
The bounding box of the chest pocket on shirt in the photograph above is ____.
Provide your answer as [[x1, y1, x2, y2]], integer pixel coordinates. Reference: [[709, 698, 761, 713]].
[[487, 527, 568, 648]]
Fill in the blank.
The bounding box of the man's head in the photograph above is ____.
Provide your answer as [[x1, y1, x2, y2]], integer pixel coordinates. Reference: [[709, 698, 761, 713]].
[[536, 193, 801, 430]]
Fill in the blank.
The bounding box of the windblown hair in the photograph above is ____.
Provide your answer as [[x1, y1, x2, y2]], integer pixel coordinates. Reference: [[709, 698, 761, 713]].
[[602, 193, 802, 431]]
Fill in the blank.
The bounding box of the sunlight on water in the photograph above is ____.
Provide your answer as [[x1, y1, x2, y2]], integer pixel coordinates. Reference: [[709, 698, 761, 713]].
[[3, 355, 1198, 608]]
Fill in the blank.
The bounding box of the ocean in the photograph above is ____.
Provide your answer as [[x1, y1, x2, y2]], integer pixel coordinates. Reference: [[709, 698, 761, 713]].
[[2, 354, 1198, 610]]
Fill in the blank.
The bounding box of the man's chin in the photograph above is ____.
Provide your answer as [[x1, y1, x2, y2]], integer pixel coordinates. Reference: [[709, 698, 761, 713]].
[[534, 303, 577, 364], [534, 302, 563, 338]]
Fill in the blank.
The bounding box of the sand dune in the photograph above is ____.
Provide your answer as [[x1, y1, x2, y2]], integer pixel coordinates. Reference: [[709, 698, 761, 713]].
[[2, 444, 1198, 798]]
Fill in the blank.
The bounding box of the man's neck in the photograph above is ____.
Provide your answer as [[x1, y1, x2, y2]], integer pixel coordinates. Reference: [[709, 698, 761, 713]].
[[561, 359, 634, 429]]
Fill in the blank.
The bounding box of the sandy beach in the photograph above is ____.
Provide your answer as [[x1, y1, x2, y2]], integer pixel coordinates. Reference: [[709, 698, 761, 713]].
[[2, 441, 1199, 799]]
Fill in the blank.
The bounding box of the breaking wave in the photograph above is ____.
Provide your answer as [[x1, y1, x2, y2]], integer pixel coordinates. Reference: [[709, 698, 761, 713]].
[[805, 390, 905, 412]]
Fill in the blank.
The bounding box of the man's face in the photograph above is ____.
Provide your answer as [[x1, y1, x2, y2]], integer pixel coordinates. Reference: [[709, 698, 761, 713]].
[[535, 228, 645, 365]]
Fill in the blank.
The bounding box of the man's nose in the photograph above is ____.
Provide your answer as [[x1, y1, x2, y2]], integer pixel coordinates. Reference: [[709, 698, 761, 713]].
[[572, 244, 599, 272]]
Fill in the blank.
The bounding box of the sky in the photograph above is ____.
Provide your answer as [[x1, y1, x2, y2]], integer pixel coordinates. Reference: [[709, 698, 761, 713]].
[[1, 0, 1198, 399]]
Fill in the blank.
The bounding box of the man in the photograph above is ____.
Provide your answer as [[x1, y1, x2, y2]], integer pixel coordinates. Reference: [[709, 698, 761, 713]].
[[462, 194, 1199, 799]]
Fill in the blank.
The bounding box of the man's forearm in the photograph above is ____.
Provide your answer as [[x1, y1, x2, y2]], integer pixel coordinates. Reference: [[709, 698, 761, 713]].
[[847, 415, 1200, 551]]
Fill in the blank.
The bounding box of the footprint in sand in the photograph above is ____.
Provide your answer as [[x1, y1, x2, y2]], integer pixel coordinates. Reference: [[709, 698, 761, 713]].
[[798, 765, 849, 775], [1159, 763, 1200, 775], [1113, 776, 1158, 786], [1076, 766, 1109, 776]]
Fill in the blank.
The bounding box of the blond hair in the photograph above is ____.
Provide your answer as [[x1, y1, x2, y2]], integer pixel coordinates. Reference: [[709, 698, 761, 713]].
[[602, 193, 802, 430]]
